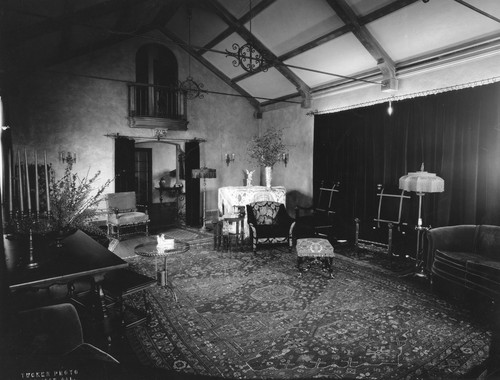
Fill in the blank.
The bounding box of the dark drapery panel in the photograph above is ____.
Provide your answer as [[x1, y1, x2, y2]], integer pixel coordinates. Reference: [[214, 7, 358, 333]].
[[115, 137, 135, 192], [315, 81, 500, 230], [1, 127, 12, 224], [184, 141, 200, 227]]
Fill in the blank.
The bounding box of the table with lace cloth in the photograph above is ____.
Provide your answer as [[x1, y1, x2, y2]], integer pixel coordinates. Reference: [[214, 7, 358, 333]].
[[218, 186, 286, 237]]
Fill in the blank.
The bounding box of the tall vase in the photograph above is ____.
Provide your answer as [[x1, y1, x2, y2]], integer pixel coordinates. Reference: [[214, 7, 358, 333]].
[[265, 166, 272, 188]]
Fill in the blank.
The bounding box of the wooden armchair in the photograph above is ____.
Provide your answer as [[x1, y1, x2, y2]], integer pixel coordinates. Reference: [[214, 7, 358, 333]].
[[295, 181, 340, 239], [354, 184, 412, 259], [246, 201, 296, 253], [105, 191, 149, 240]]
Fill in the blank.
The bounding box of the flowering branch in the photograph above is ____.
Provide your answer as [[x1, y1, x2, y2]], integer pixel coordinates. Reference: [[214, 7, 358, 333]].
[[48, 162, 113, 235], [247, 128, 287, 167]]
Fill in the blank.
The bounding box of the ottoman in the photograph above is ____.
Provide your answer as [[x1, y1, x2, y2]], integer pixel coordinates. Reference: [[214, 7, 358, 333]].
[[296, 238, 335, 277]]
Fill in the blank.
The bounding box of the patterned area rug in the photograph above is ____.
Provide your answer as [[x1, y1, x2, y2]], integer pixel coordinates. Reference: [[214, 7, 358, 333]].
[[123, 246, 491, 379]]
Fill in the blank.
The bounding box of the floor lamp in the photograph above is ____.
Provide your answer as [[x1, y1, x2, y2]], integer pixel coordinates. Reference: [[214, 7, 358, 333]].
[[399, 163, 444, 277], [192, 167, 216, 231]]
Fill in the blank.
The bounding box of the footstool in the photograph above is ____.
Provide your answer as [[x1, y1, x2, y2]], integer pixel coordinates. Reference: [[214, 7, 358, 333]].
[[296, 238, 335, 277]]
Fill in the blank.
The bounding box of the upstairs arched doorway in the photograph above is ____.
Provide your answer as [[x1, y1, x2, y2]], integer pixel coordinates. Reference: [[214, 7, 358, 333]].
[[135, 44, 179, 118]]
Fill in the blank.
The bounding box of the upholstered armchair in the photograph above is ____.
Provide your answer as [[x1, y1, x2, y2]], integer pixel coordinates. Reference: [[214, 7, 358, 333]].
[[105, 191, 149, 240], [246, 201, 296, 253]]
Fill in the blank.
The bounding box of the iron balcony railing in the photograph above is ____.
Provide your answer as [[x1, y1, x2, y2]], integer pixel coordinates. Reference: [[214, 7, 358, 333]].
[[128, 83, 187, 120]]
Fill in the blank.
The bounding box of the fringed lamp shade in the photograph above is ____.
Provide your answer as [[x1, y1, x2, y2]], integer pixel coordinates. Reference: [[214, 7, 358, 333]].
[[399, 164, 445, 277], [399, 164, 444, 194], [192, 168, 216, 179]]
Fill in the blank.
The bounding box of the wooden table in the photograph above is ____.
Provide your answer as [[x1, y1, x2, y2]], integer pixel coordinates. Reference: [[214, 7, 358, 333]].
[[5, 229, 128, 324], [213, 215, 245, 252]]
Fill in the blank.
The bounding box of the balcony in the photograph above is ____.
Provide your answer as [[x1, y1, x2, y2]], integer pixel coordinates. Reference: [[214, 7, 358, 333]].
[[128, 83, 188, 130]]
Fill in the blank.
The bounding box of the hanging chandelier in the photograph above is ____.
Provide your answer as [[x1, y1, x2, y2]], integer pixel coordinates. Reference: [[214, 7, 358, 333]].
[[225, 0, 269, 74], [179, 7, 204, 100]]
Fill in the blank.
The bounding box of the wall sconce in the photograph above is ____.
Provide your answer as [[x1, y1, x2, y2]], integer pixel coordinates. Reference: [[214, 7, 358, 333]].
[[59, 151, 77, 164], [280, 152, 289, 167], [225, 153, 235, 166]]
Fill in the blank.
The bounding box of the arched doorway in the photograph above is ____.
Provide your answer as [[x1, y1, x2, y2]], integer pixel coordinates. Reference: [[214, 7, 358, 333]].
[[135, 44, 179, 117]]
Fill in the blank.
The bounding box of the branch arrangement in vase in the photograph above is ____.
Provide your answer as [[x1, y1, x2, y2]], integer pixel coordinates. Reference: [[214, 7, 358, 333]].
[[247, 128, 287, 167]]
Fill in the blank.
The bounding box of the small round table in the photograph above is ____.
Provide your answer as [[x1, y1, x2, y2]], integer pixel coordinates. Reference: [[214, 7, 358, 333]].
[[213, 215, 245, 252], [134, 240, 190, 301]]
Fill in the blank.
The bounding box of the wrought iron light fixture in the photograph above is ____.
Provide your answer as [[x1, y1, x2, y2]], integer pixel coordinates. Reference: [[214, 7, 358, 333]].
[[180, 8, 204, 100], [226, 0, 268, 74]]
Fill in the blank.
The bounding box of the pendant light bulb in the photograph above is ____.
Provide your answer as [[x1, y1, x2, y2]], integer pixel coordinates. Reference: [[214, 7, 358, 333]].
[[387, 100, 393, 116]]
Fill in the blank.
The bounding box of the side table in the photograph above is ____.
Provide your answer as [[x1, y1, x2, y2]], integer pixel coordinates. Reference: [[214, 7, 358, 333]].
[[134, 239, 190, 301], [213, 215, 245, 252]]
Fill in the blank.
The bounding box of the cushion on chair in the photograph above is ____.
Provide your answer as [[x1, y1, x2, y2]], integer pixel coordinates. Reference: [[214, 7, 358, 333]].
[[249, 201, 282, 225], [432, 250, 472, 286], [105, 191, 137, 212], [108, 212, 149, 226], [466, 260, 500, 298], [253, 224, 291, 238], [296, 238, 335, 258], [476, 225, 500, 259]]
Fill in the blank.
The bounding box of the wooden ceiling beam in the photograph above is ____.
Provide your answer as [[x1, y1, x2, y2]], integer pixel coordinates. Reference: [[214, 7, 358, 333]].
[[206, 0, 309, 107], [158, 27, 261, 110], [359, 0, 420, 25], [198, 0, 275, 54], [326, 0, 394, 67], [326, 0, 398, 90]]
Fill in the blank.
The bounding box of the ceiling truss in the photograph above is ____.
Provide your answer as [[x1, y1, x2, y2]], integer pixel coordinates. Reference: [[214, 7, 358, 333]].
[[2, 0, 500, 115]]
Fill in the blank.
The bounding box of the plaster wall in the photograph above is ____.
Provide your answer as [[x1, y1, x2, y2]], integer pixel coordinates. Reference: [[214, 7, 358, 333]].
[[8, 31, 258, 214], [7, 33, 500, 217]]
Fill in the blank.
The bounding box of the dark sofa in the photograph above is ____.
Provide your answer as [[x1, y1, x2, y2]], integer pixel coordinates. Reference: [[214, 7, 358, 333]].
[[427, 224, 500, 300]]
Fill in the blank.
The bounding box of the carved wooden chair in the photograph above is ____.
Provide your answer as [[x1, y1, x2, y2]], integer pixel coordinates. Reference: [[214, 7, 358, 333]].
[[105, 191, 149, 240], [354, 184, 412, 259], [294, 181, 340, 239]]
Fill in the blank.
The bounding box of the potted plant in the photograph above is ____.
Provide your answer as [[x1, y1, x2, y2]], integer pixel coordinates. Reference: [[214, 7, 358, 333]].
[[247, 128, 287, 188], [44, 161, 113, 243]]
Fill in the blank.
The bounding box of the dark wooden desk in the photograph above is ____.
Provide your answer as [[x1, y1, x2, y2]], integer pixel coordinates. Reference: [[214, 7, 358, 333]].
[[5, 230, 128, 339], [5, 229, 128, 291]]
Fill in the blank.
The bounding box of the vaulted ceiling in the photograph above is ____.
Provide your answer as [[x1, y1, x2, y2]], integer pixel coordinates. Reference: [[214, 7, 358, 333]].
[[2, 0, 500, 113]]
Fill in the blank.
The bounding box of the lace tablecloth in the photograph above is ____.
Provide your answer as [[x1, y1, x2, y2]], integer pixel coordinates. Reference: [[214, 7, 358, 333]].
[[218, 186, 286, 237]]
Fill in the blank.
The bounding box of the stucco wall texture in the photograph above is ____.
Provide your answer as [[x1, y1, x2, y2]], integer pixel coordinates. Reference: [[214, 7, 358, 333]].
[[7, 31, 500, 216]]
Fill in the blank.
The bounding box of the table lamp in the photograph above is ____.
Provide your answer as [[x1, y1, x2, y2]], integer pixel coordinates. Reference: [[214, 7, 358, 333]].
[[399, 163, 444, 277], [192, 167, 216, 230]]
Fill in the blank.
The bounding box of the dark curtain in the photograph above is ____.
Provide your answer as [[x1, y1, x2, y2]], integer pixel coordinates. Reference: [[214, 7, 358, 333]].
[[115, 137, 135, 192], [1, 127, 12, 224], [184, 141, 200, 227], [315, 81, 500, 231]]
